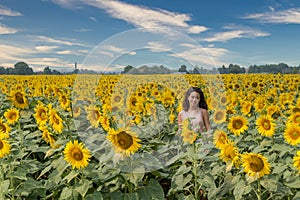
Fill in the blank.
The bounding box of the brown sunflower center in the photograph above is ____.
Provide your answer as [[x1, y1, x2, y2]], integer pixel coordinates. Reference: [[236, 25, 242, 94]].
[[40, 110, 47, 119], [71, 148, 83, 161], [61, 96, 67, 104], [15, 92, 25, 104], [292, 108, 300, 113], [117, 131, 133, 150], [93, 110, 100, 120], [233, 119, 243, 129], [0, 140, 3, 149], [221, 97, 227, 104], [53, 115, 60, 125], [249, 156, 264, 172], [263, 121, 271, 130], [225, 146, 236, 160], [215, 112, 224, 120], [294, 116, 300, 123], [292, 131, 300, 140], [0, 124, 6, 133], [9, 113, 17, 120], [114, 96, 122, 103]]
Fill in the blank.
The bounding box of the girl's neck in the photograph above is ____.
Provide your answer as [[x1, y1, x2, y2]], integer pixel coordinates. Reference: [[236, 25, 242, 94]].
[[189, 106, 200, 111]]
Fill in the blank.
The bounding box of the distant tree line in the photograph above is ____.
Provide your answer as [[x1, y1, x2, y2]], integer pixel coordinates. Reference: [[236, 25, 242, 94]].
[[1, 62, 300, 75]]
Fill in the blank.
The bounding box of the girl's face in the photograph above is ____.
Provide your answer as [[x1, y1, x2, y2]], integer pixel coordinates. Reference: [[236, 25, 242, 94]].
[[188, 91, 200, 108]]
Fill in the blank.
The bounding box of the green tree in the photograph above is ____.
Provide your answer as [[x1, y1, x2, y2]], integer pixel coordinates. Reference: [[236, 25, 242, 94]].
[[14, 62, 33, 75]]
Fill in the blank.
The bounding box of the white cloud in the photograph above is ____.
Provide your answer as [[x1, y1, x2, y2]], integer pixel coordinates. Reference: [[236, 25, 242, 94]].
[[81, 0, 207, 35], [89, 16, 97, 22], [0, 5, 22, 16], [35, 45, 58, 51], [244, 8, 300, 24], [127, 51, 136, 56], [75, 28, 92, 32], [102, 44, 126, 53], [57, 50, 72, 54], [202, 25, 270, 42], [145, 41, 172, 52], [0, 24, 18, 34], [169, 44, 229, 67], [34, 35, 89, 47]]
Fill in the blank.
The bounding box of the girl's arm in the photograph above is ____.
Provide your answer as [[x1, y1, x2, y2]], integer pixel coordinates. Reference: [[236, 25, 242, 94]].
[[202, 109, 211, 131]]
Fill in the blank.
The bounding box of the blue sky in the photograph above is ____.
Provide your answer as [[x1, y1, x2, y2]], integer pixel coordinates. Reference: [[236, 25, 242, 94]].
[[0, 0, 300, 72]]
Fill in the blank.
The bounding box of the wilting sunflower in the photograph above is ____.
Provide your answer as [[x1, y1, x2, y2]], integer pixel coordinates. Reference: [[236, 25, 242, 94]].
[[48, 104, 64, 133], [228, 115, 248, 136], [0, 119, 10, 137], [293, 151, 300, 173], [86, 105, 101, 128], [212, 109, 227, 124], [34, 102, 48, 126], [4, 108, 20, 125], [256, 115, 276, 137], [0, 137, 11, 158], [213, 129, 229, 149], [107, 128, 141, 157], [284, 125, 300, 146], [40, 126, 58, 148], [64, 140, 91, 169], [242, 153, 271, 180], [219, 141, 240, 169], [181, 129, 197, 144], [9, 90, 29, 109]]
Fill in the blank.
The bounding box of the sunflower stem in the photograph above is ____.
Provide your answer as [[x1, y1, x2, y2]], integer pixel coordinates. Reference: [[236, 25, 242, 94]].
[[257, 179, 261, 200]]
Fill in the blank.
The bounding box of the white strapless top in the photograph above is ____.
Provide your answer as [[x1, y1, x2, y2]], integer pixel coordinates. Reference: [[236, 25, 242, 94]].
[[179, 109, 205, 132]]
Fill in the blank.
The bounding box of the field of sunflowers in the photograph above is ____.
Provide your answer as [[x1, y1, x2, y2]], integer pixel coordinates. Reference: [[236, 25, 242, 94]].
[[0, 73, 300, 200]]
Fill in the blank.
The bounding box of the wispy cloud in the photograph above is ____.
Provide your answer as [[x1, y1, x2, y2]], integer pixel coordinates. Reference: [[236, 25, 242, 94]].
[[89, 16, 97, 22], [145, 41, 172, 52], [0, 5, 22, 16], [34, 35, 89, 47], [244, 8, 300, 24], [0, 24, 18, 34], [35, 45, 58, 51], [202, 24, 269, 42], [75, 28, 92, 32], [56, 0, 208, 35], [170, 43, 229, 67]]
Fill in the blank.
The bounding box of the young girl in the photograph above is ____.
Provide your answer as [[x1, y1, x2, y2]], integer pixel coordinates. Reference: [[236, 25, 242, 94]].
[[178, 87, 210, 132]]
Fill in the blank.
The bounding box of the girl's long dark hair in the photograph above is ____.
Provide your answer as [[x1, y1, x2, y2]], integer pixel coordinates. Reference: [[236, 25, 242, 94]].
[[182, 87, 208, 111]]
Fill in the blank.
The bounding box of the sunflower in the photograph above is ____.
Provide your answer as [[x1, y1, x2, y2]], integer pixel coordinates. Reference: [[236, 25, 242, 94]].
[[9, 90, 29, 109], [86, 105, 101, 128], [48, 104, 64, 133], [34, 102, 48, 126], [0, 138, 11, 158], [100, 114, 111, 131], [228, 115, 248, 136], [284, 125, 300, 146], [107, 128, 141, 157], [240, 100, 252, 116], [4, 108, 20, 125], [287, 112, 300, 125], [254, 96, 266, 113], [64, 140, 91, 169], [181, 129, 197, 144], [40, 126, 58, 148], [72, 106, 81, 118], [256, 115, 276, 137], [242, 153, 271, 180], [0, 119, 10, 136], [59, 93, 71, 111], [293, 151, 300, 173], [219, 141, 240, 169], [213, 129, 229, 149], [212, 109, 227, 124]]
